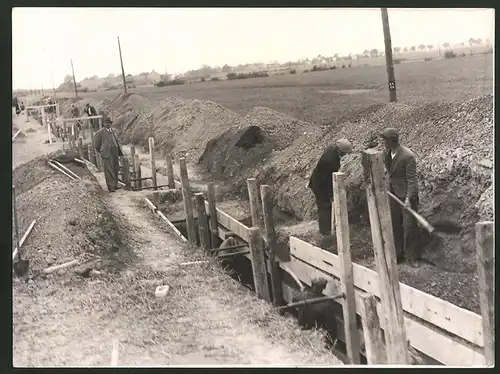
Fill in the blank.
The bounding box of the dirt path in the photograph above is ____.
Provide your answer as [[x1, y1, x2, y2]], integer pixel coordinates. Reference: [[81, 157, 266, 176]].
[[13, 123, 340, 366], [88, 169, 339, 365], [12, 115, 62, 169]]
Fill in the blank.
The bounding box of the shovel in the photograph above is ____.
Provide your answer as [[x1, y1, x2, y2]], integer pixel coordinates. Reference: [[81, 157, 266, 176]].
[[387, 190, 462, 236], [12, 186, 29, 276]]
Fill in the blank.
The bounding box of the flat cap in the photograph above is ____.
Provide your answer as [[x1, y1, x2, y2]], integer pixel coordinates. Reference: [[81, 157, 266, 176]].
[[311, 277, 328, 289], [379, 127, 399, 140], [335, 138, 353, 154]]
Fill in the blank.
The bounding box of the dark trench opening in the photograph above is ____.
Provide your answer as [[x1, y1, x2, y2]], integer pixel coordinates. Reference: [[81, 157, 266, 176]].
[[171, 217, 361, 363]]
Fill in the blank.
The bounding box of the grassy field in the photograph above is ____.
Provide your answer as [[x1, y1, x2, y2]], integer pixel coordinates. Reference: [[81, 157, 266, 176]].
[[51, 53, 492, 126]]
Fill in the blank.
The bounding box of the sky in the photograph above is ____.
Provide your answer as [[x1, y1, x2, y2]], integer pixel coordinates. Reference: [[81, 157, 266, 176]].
[[12, 7, 494, 89]]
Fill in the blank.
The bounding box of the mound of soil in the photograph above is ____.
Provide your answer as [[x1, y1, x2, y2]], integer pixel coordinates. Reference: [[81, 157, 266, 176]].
[[105, 94, 241, 162], [12, 154, 129, 276]]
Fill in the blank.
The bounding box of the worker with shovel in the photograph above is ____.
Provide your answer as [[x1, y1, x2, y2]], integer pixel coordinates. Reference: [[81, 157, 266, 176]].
[[379, 128, 420, 264], [94, 116, 124, 192], [308, 139, 353, 250]]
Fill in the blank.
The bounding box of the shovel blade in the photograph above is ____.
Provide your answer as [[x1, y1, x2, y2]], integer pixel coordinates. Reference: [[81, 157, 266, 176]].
[[431, 220, 462, 234]]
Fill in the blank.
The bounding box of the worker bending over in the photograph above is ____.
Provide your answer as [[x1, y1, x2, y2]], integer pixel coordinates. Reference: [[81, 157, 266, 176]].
[[308, 138, 353, 249]]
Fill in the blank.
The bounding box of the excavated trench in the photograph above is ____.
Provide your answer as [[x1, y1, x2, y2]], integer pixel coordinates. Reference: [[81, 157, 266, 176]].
[[146, 190, 440, 365]]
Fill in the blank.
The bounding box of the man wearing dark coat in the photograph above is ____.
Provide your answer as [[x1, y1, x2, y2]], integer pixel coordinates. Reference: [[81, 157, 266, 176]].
[[94, 116, 123, 192], [84, 103, 99, 131], [308, 138, 353, 249], [379, 127, 419, 264]]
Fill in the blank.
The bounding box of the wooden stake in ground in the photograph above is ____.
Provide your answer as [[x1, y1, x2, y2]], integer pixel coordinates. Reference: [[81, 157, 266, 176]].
[[166, 153, 175, 188], [134, 154, 142, 190], [381, 8, 397, 103], [248, 227, 271, 302], [332, 172, 361, 364], [55, 102, 60, 118], [122, 157, 132, 190], [475, 221, 494, 366], [195, 193, 211, 250], [88, 144, 96, 165], [148, 137, 157, 190], [130, 145, 136, 175], [179, 158, 197, 244], [360, 293, 387, 365], [260, 185, 284, 306], [362, 149, 410, 364], [247, 178, 263, 230], [78, 137, 84, 159], [206, 182, 219, 249]]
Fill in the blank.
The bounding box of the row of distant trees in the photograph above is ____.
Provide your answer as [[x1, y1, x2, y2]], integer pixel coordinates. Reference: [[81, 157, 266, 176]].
[[391, 37, 488, 56]]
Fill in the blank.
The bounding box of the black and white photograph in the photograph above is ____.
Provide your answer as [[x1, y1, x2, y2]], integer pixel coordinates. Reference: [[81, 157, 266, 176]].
[[11, 6, 494, 367]]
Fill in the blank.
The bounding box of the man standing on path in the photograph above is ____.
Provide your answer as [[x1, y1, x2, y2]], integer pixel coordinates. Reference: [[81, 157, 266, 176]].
[[84, 103, 99, 131], [94, 116, 124, 192], [308, 138, 353, 250], [380, 127, 419, 264]]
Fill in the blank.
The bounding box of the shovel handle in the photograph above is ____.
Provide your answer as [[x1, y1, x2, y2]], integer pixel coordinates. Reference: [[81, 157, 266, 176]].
[[386, 190, 435, 234]]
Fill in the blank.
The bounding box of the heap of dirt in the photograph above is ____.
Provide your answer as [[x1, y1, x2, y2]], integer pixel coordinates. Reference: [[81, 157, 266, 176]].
[[108, 94, 242, 161], [12, 152, 132, 276], [198, 95, 493, 312]]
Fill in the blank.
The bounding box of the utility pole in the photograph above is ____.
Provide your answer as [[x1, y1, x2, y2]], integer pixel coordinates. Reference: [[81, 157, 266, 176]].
[[70, 59, 78, 98], [50, 59, 56, 97], [117, 36, 128, 94], [381, 8, 397, 103]]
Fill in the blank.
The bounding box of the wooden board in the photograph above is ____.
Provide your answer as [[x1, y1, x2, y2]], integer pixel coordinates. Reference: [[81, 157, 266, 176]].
[[288, 236, 484, 348], [288, 237, 486, 366]]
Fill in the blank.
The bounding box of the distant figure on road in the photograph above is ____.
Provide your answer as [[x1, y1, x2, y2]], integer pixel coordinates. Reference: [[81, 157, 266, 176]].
[[84, 103, 99, 131], [379, 127, 419, 264], [94, 116, 124, 192], [308, 138, 353, 250], [12, 96, 20, 116]]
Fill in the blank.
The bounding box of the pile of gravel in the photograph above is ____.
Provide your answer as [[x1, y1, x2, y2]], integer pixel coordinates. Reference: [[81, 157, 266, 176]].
[[12, 154, 128, 277]]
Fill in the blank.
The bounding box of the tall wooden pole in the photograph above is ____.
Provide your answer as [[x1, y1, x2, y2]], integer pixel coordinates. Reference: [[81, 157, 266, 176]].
[[117, 36, 128, 94], [381, 8, 397, 102], [70, 59, 78, 98]]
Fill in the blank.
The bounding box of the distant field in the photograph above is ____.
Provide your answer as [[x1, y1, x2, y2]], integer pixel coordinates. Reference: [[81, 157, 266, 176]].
[[52, 52, 492, 126]]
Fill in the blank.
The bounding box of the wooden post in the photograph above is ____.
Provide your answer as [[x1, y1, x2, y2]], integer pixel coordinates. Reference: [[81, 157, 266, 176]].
[[332, 172, 361, 364], [260, 185, 284, 306], [247, 178, 263, 230], [117, 36, 128, 95], [179, 158, 197, 244], [122, 157, 132, 190], [134, 154, 142, 190], [166, 153, 175, 188], [475, 221, 494, 366], [381, 8, 397, 102], [362, 149, 410, 364], [56, 102, 60, 118], [207, 182, 219, 249], [88, 144, 96, 165], [195, 193, 211, 250], [248, 227, 271, 302], [130, 145, 136, 177], [149, 137, 157, 190], [78, 137, 84, 159], [360, 293, 387, 365]]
